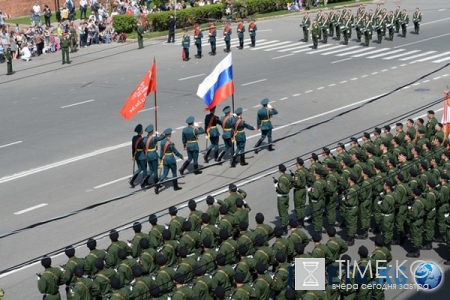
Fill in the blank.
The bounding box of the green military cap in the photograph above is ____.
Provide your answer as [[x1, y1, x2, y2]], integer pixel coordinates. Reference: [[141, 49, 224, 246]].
[[239, 221, 248, 230], [261, 98, 269, 105], [235, 107, 243, 115], [363, 132, 371, 139], [41, 256, 52, 268], [110, 277, 121, 289], [407, 118, 414, 124], [433, 156, 441, 164], [74, 266, 83, 277], [134, 124, 143, 133], [235, 198, 244, 207], [169, 206, 178, 215], [384, 180, 393, 188], [312, 232, 321, 242], [381, 141, 389, 147], [87, 238, 96, 250], [279, 164, 287, 172], [412, 188, 422, 196], [315, 168, 323, 176], [296, 157, 304, 165], [311, 153, 319, 160], [238, 245, 248, 256], [342, 157, 351, 165], [219, 228, 229, 240], [150, 284, 162, 297], [182, 220, 191, 231], [326, 162, 335, 169], [223, 106, 231, 114], [255, 262, 267, 274], [289, 219, 298, 228], [374, 235, 384, 247], [145, 124, 154, 133], [186, 116, 195, 123], [132, 265, 143, 277], [388, 157, 396, 166], [219, 205, 228, 214], [149, 214, 158, 225], [133, 222, 142, 232], [163, 128, 173, 135], [358, 245, 369, 258], [201, 213, 210, 223], [174, 273, 186, 284], [109, 229, 119, 241], [427, 179, 436, 188]]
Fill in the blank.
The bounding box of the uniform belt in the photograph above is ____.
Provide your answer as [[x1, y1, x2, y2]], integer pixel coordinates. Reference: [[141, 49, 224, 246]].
[[261, 119, 270, 122], [224, 128, 232, 131], [237, 130, 245, 133], [165, 152, 173, 155], [346, 206, 357, 209], [381, 213, 392, 216], [148, 148, 156, 152], [209, 126, 217, 129], [277, 194, 288, 197], [187, 140, 198, 143], [311, 200, 319, 203]]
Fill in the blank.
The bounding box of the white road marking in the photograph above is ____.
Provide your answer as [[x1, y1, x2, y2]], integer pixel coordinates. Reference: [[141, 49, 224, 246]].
[[361, 75, 368, 78], [279, 97, 288, 101], [433, 56, 450, 63], [305, 90, 313, 93], [399, 51, 437, 61], [331, 58, 352, 64], [321, 46, 359, 55], [403, 86, 411, 89], [249, 40, 280, 50], [138, 107, 157, 113], [278, 44, 310, 52], [263, 42, 294, 51], [394, 32, 450, 49], [340, 81, 347, 84], [372, 72, 378, 75], [439, 9, 446, 11], [257, 29, 273, 32], [423, 80, 430, 83], [317, 87, 324, 90], [61, 99, 95, 109], [367, 49, 405, 58], [381, 69, 388, 72], [328, 83, 336, 87], [414, 52, 450, 62], [272, 53, 294, 60], [14, 203, 48, 215], [382, 50, 420, 60], [352, 48, 391, 57], [292, 93, 301, 97], [412, 83, 421, 86], [94, 176, 130, 189], [433, 76, 442, 80], [336, 47, 375, 56], [176, 126, 185, 130], [307, 44, 344, 55], [241, 79, 267, 86], [350, 78, 358, 81], [391, 67, 397, 69], [178, 74, 205, 81], [0, 141, 23, 149], [443, 74, 449, 77]]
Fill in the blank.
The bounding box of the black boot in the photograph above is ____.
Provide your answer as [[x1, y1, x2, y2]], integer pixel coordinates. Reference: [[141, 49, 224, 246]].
[[406, 248, 420, 258], [268, 144, 275, 151], [217, 150, 225, 162], [373, 225, 381, 234], [154, 183, 161, 194], [173, 179, 182, 191], [231, 156, 237, 168], [356, 230, 368, 240], [347, 237, 355, 246], [421, 242, 432, 250], [141, 175, 150, 189], [179, 161, 189, 175], [214, 151, 219, 162], [203, 148, 212, 163], [254, 140, 262, 154], [129, 173, 139, 188], [193, 163, 202, 175], [240, 155, 248, 166]]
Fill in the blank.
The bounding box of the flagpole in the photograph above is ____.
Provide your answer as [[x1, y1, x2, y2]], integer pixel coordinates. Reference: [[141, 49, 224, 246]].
[[154, 57, 158, 131], [232, 93, 235, 113]]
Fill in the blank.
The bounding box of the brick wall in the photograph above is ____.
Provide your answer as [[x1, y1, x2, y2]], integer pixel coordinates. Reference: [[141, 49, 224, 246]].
[[0, 0, 60, 18]]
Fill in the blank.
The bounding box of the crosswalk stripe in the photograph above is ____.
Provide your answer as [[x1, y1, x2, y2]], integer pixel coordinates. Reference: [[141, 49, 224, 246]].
[[382, 50, 421, 60], [352, 48, 391, 57], [215, 38, 251, 46], [249, 40, 282, 50], [278, 44, 311, 52], [293, 45, 332, 54], [321, 46, 359, 55], [367, 49, 405, 58], [415, 52, 450, 62], [303, 44, 336, 54], [336, 47, 375, 56], [399, 51, 437, 61], [259, 41, 292, 51], [264, 42, 300, 51], [433, 56, 450, 63]]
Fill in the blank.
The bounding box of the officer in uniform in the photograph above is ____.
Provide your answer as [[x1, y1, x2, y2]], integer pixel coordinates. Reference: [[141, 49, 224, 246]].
[[379, 181, 396, 250], [231, 107, 256, 167], [248, 19, 257, 47], [130, 124, 146, 188], [62, 246, 86, 300], [374, 14, 385, 44], [37, 256, 63, 300], [69, 24, 78, 53], [311, 20, 319, 49], [84, 238, 107, 276], [157, 128, 184, 193], [223, 22, 232, 53], [182, 28, 190, 61], [406, 188, 426, 258], [208, 22, 217, 55], [141, 124, 165, 188], [70, 266, 94, 300], [254, 98, 278, 154], [218, 106, 235, 162], [361, 15, 372, 46], [274, 164, 292, 232], [344, 175, 360, 246], [342, 14, 352, 45], [204, 107, 221, 163], [386, 11, 395, 40], [413, 8, 422, 34], [371, 235, 392, 300], [293, 158, 308, 227], [320, 13, 330, 44], [236, 19, 245, 49], [136, 20, 144, 49], [130, 265, 152, 300], [301, 12, 311, 42], [5, 44, 12, 75], [230, 272, 257, 299], [194, 24, 203, 58], [400, 9, 409, 37], [179, 116, 205, 175], [309, 169, 326, 235], [61, 33, 70, 64]]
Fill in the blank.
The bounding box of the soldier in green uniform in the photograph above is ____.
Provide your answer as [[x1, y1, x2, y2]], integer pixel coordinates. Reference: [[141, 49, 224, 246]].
[[310, 233, 333, 266], [179, 116, 205, 175], [219, 228, 238, 265], [355, 246, 371, 299], [187, 200, 203, 232], [191, 265, 213, 299], [160, 229, 179, 268], [374, 14, 385, 44], [235, 245, 256, 284], [236, 19, 245, 49], [271, 252, 290, 300], [212, 253, 235, 297], [223, 22, 232, 53], [386, 10, 395, 40], [193, 24, 203, 58], [406, 188, 426, 257], [328, 8, 336, 37], [344, 175, 359, 246], [379, 181, 396, 250], [237, 221, 256, 255], [309, 169, 326, 234], [394, 6, 402, 33], [274, 164, 292, 231], [139, 238, 158, 274], [204, 107, 221, 163], [109, 277, 131, 300], [62, 245, 88, 300], [325, 162, 339, 227], [182, 28, 190, 61], [206, 195, 220, 225], [355, 168, 372, 240], [61, 33, 70, 64], [254, 213, 274, 244], [231, 107, 256, 167], [253, 234, 273, 267], [254, 98, 278, 153], [301, 12, 311, 42], [272, 227, 295, 263], [218, 205, 237, 238], [234, 199, 251, 225], [248, 19, 257, 47], [422, 179, 439, 250], [326, 226, 348, 262], [333, 10, 343, 41], [354, 13, 364, 42], [148, 214, 165, 248], [253, 262, 273, 300], [392, 173, 411, 246], [136, 21, 144, 49], [38, 256, 63, 300], [208, 23, 217, 55], [5, 44, 12, 75], [426, 110, 438, 139], [293, 158, 308, 227], [84, 238, 107, 276], [179, 220, 201, 255], [154, 254, 175, 295], [320, 13, 330, 44], [175, 246, 197, 283], [316, 10, 323, 40], [141, 124, 166, 188], [370, 235, 392, 300], [217, 184, 247, 215], [168, 206, 184, 240], [199, 237, 217, 274], [130, 222, 150, 258], [342, 14, 352, 45], [116, 249, 137, 286], [311, 20, 320, 49], [218, 106, 235, 162], [361, 15, 372, 46], [70, 266, 95, 300], [69, 24, 78, 52], [436, 173, 450, 242], [130, 265, 152, 300], [288, 219, 309, 248], [399, 9, 409, 37], [230, 272, 257, 299], [157, 128, 184, 193], [413, 8, 422, 34], [92, 258, 116, 299]]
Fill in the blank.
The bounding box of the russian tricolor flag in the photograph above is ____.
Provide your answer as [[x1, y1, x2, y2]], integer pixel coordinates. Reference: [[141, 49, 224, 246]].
[[197, 53, 234, 110]]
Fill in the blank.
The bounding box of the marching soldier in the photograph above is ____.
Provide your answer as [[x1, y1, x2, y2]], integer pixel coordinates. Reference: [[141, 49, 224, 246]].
[[194, 24, 203, 58], [179, 116, 205, 175], [311, 20, 319, 49], [342, 14, 352, 45], [223, 22, 232, 53], [374, 14, 385, 44], [130, 222, 150, 258], [355, 246, 371, 299], [236, 19, 245, 49], [70, 267, 95, 300], [204, 107, 221, 163], [379, 181, 396, 250], [70, 23, 78, 51], [130, 265, 152, 300], [61, 33, 70, 64], [361, 15, 372, 46], [106, 230, 131, 268], [248, 19, 257, 47], [328, 8, 336, 37], [5, 44, 12, 75], [423, 179, 439, 250], [413, 8, 422, 34], [136, 21, 144, 49], [274, 164, 292, 232], [62, 246, 87, 300], [436, 173, 450, 243], [130, 124, 146, 188], [301, 12, 311, 42], [254, 98, 278, 153], [37, 256, 64, 300], [354, 13, 364, 42], [426, 110, 438, 139], [84, 238, 107, 276], [400, 9, 409, 37], [321, 13, 330, 43], [218, 106, 235, 162], [141, 124, 165, 188], [231, 107, 256, 168], [230, 272, 257, 299], [386, 11, 396, 41], [370, 236, 392, 300], [293, 158, 308, 227], [208, 22, 217, 55], [309, 169, 326, 235], [374, 3, 382, 18], [406, 188, 426, 257], [182, 28, 190, 61], [356, 168, 372, 240], [156, 128, 184, 193], [346, 9, 354, 39], [344, 175, 360, 246], [392, 173, 411, 246], [316, 10, 323, 40], [394, 6, 402, 33]]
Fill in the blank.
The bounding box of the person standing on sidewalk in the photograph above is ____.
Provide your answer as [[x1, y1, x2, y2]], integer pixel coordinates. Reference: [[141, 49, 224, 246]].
[[167, 14, 175, 43]]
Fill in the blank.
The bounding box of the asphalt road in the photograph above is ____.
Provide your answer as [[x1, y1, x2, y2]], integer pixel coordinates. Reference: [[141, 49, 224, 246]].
[[1, 0, 450, 298]]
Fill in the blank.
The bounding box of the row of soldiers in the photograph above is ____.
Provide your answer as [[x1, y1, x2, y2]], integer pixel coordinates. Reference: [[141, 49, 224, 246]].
[[130, 98, 278, 194], [300, 4, 423, 49], [274, 109, 450, 259], [181, 19, 258, 61], [37, 187, 393, 300]]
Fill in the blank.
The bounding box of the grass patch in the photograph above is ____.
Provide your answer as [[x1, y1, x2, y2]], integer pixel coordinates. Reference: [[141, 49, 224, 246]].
[[6, 7, 94, 26]]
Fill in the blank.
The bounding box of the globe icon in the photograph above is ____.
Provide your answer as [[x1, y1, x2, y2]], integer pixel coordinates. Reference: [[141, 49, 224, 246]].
[[413, 262, 443, 290]]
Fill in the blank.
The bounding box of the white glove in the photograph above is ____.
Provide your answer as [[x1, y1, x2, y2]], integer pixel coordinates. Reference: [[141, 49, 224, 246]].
[[408, 206, 412, 210], [194, 122, 199, 127], [155, 131, 159, 135], [268, 104, 273, 109], [233, 113, 237, 117], [127, 242, 132, 247], [445, 213, 449, 218], [377, 201, 382, 205], [214, 198, 218, 203], [307, 187, 312, 192], [274, 183, 278, 188]]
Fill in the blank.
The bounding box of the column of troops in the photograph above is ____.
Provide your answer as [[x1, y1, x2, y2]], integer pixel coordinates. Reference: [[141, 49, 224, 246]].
[[38, 185, 393, 300], [275, 109, 450, 259], [300, 4, 423, 49]]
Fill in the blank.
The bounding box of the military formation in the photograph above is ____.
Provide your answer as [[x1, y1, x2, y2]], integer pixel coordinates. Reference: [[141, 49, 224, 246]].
[[300, 4, 422, 49], [38, 188, 394, 300]]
